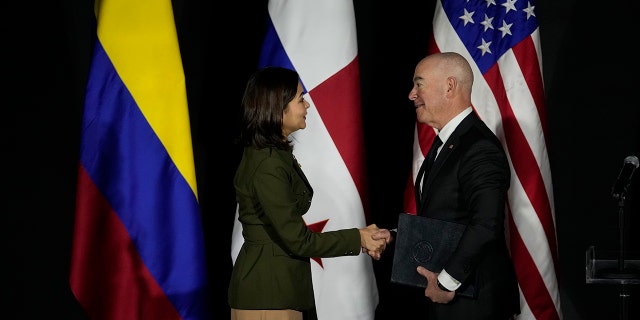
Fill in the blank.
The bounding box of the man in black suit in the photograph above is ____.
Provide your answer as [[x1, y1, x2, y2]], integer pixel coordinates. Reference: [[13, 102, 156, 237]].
[[377, 52, 521, 319]]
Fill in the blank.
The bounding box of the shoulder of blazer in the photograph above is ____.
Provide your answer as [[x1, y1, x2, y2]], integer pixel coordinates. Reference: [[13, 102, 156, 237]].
[[241, 147, 294, 177], [268, 147, 293, 163], [448, 112, 499, 144], [245, 146, 291, 162], [438, 112, 502, 162], [453, 111, 481, 136]]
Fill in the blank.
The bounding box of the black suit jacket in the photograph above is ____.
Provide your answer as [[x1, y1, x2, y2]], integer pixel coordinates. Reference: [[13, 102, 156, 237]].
[[416, 111, 520, 319]]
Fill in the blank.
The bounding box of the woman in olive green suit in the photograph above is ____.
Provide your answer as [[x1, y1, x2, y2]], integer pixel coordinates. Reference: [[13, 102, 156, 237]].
[[228, 67, 387, 320]]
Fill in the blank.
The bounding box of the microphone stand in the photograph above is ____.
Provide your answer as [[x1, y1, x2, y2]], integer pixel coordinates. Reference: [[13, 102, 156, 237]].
[[599, 187, 640, 320], [600, 188, 640, 279]]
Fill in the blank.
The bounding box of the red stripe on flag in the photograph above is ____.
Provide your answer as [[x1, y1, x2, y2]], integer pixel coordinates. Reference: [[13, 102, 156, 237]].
[[427, 32, 439, 55], [512, 38, 548, 138], [417, 122, 436, 156], [509, 214, 560, 320], [402, 123, 438, 214], [483, 54, 560, 320], [70, 166, 180, 320], [511, 36, 559, 271], [310, 57, 370, 217], [402, 173, 417, 214], [483, 61, 559, 270]]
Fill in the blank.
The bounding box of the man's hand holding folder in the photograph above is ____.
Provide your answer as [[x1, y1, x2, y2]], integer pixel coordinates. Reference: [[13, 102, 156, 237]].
[[416, 266, 455, 303], [390, 212, 478, 299]]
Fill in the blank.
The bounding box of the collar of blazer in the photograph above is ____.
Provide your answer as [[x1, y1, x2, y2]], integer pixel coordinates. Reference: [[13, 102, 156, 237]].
[[289, 152, 313, 195]]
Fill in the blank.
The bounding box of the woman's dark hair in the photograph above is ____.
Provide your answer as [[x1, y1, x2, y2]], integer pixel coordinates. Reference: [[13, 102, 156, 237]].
[[238, 67, 300, 151]]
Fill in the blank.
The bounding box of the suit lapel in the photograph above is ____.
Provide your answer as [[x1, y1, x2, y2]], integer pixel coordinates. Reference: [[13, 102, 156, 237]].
[[291, 154, 313, 193], [273, 148, 314, 194], [419, 112, 478, 208]]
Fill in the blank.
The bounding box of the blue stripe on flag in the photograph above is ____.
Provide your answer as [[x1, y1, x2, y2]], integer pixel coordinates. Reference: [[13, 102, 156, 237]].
[[80, 40, 208, 319], [258, 16, 295, 71], [256, 16, 309, 93]]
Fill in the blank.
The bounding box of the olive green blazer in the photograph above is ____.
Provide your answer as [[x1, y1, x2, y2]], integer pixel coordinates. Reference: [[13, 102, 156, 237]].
[[228, 146, 361, 312]]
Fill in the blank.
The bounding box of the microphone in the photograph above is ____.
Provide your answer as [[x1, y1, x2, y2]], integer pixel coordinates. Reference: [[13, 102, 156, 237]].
[[611, 155, 639, 200]]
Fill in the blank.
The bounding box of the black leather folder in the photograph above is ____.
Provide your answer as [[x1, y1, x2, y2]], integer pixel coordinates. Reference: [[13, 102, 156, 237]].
[[390, 212, 477, 298]]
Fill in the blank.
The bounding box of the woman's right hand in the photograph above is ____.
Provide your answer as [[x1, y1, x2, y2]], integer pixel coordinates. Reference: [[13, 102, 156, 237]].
[[359, 224, 387, 260]]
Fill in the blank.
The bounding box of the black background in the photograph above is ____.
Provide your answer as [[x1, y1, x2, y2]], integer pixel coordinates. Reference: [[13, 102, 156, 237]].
[[6, 0, 640, 319]]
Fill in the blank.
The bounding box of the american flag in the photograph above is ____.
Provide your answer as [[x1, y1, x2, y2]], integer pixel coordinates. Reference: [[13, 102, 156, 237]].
[[403, 1, 561, 319], [231, 1, 378, 319]]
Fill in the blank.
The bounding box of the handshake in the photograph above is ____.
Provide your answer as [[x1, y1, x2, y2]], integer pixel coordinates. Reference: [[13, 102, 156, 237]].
[[359, 224, 394, 260]]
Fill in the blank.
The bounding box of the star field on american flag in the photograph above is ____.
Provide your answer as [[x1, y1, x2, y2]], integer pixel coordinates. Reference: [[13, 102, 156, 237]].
[[449, 0, 538, 72]]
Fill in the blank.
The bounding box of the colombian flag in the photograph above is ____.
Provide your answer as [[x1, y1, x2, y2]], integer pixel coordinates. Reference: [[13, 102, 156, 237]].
[[69, 1, 210, 319]]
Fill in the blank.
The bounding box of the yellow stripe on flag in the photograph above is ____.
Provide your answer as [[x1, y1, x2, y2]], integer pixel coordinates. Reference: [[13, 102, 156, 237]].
[[95, 0, 197, 198]]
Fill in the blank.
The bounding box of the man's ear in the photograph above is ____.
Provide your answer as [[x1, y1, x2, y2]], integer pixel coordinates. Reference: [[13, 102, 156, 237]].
[[446, 76, 457, 95]]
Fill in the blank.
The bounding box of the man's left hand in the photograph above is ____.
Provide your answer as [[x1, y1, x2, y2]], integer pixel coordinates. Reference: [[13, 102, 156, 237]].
[[416, 266, 455, 304]]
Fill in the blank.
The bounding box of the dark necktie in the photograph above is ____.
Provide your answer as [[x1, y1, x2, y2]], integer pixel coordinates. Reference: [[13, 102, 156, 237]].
[[416, 135, 443, 201]]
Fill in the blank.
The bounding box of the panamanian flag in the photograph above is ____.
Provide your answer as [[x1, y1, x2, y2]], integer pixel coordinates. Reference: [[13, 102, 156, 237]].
[[231, 1, 379, 319]]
